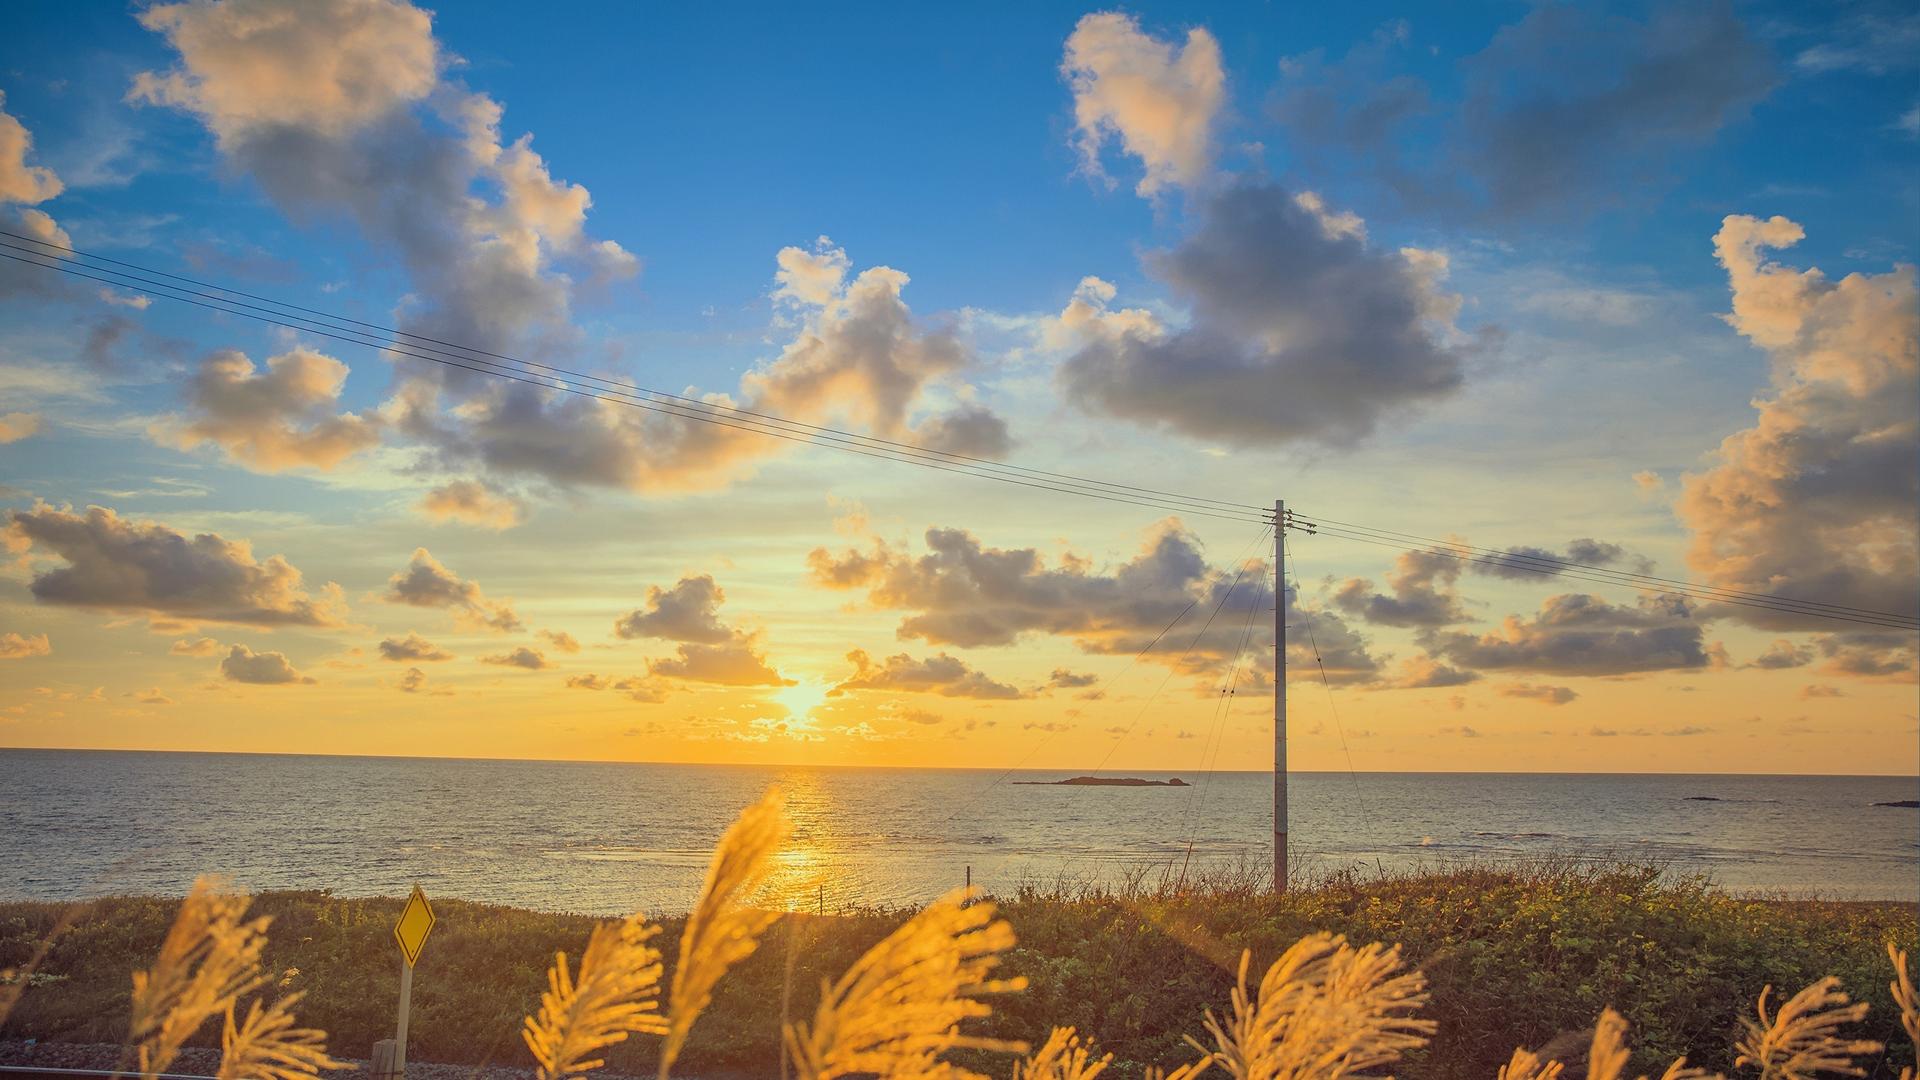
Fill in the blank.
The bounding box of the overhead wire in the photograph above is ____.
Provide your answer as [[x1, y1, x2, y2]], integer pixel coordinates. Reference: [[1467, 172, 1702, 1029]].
[[8, 230, 1914, 631], [1172, 556, 1267, 879], [936, 522, 1275, 832], [1285, 532, 1369, 822], [0, 231, 1270, 525], [1084, 527, 1273, 778]]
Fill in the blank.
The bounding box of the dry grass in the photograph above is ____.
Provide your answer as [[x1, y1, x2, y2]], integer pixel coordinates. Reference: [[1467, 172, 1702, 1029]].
[[1016, 1027, 1114, 1080], [784, 888, 1028, 1079], [125, 876, 340, 1080], [658, 786, 789, 1079], [31, 786, 1920, 1079], [521, 913, 666, 1079]]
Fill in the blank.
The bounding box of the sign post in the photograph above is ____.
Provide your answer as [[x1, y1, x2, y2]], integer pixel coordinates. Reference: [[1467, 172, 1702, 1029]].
[[392, 884, 436, 1077]]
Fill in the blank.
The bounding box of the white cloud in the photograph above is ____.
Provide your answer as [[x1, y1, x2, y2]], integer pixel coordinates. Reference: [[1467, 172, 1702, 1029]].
[[1677, 216, 1917, 630], [0, 412, 43, 444], [417, 480, 523, 529], [152, 348, 381, 472], [220, 643, 314, 684], [130, 0, 441, 141], [1061, 12, 1225, 196], [0, 91, 63, 205], [0, 632, 51, 659]]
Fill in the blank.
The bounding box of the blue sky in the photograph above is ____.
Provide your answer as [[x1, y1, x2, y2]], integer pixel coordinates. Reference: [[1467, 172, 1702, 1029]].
[[0, 0, 1914, 772]]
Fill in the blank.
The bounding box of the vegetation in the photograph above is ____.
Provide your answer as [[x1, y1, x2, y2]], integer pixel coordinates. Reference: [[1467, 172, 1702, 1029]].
[[0, 790, 1914, 1079]]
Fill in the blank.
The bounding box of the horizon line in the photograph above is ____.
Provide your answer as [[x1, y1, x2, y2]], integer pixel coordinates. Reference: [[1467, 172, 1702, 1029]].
[[2, 744, 1915, 779]]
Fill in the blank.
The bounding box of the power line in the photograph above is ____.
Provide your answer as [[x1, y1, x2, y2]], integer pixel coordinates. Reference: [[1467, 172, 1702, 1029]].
[[1085, 529, 1273, 778], [935, 525, 1271, 827], [8, 230, 1914, 632], [0, 231, 1269, 524], [1173, 560, 1267, 869], [1, 246, 1276, 525], [1286, 533, 1367, 818]]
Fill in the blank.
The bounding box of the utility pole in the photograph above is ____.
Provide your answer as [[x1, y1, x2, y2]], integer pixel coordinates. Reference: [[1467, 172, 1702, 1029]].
[[1274, 498, 1287, 893]]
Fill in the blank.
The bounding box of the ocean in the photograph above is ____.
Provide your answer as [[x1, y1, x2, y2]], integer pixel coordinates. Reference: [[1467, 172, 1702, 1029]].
[[1, 749, 1914, 912]]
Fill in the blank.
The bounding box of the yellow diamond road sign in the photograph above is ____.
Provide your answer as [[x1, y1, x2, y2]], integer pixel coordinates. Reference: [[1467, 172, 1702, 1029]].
[[394, 884, 436, 967]]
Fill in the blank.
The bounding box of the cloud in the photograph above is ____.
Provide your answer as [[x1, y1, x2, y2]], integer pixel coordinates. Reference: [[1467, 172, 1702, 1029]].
[[881, 702, 946, 726], [130, 0, 441, 140], [0, 91, 70, 303], [1375, 654, 1479, 690], [1061, 12, 1224, 196], [1059, 185, 1474, 447], [1425, 592, 1708, 676], [0, 632, 51, 659], [1449, 4, 1775, 220], [1748, 639, 1814, 670], [381, 547, 522, 632], [1800, 684, 1843, 700], [220, 643, 314, 684], [1498, 683, 1579, 706], [99, 289, 152, 310], [417, 480, 522, 529], [813, 517, 1377, 687], [911, 404, 1013, 459], [133, 0, 1008, 506], [1045, 668, 1100, 690], [133, 0, 649, 490], [0, 91, 63, 205], [1663, 725, 1712, 737], [647, 634, 787, 687], [133, 688, 174, 705], [152, 348, 381, 472], [1792, 9, 1920, 75], [746, 240, 1001, 456], [604, 572, 787, 689], [1470, 539, 1651, 580], [481, 645, 549, 670], [6, 504, 345, 627], [0, 412, 43, 444], [832, 649, 1026, 700], [395, 239, 1000, 496], [80, 315, 139, 372], [1815, 631, 1917, 681], [396, 666, 429, 693], [537, 629, 580, 654], [1437, 725, 1482, 738], [170, 636, 221, 656], [1677, 216, 1918, 630], [614, 574, 734, 643], [1334, 548, 1468, 628], [612, 675, 669, 703], [1272, 6, 1775, 222], [377, 632, 451, 662], [567, 671, 671, 702]]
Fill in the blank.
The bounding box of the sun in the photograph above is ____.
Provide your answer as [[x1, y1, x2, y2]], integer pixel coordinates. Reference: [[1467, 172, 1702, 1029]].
[[770, 679, 831, 719]]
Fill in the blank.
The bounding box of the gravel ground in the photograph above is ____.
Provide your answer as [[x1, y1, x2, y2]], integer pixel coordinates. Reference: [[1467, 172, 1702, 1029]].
[[0, 1039, 683, 1080]]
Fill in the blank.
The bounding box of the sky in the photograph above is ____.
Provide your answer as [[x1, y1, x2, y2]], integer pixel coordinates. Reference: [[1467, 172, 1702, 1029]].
[[0, 0, 1915, 775]]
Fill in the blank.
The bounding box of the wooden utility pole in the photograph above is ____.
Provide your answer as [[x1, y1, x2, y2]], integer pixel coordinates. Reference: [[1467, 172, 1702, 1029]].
[[1274, 499, 1288, 893]]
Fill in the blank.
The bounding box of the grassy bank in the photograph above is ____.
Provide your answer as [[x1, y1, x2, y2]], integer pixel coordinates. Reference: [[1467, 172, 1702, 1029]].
[[2, 862, 1914, 1077]]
